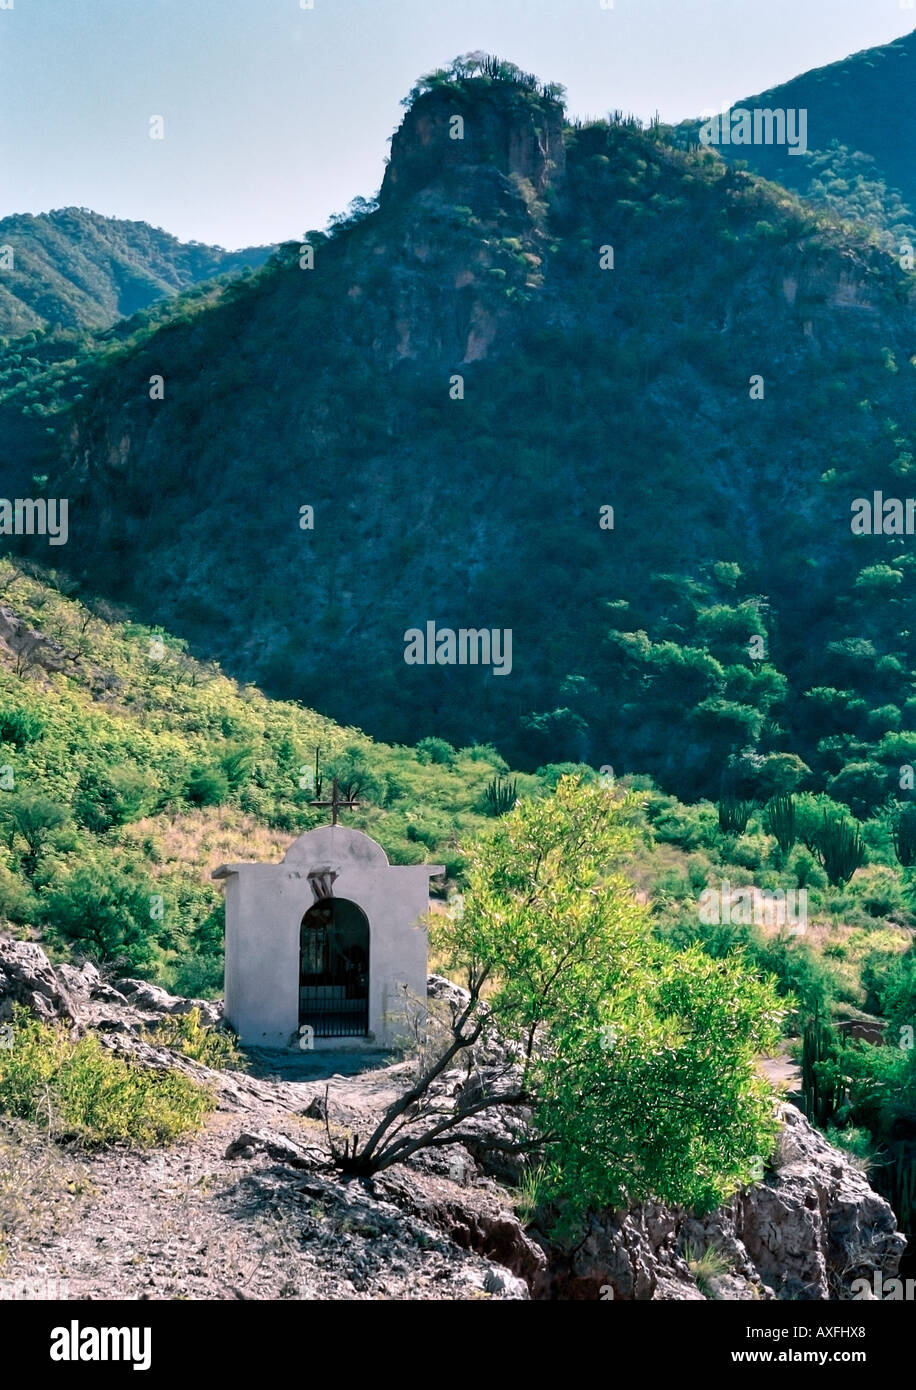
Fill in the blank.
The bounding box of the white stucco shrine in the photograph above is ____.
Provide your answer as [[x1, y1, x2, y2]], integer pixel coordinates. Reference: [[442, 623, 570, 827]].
[[213, 825, 444, 1051]]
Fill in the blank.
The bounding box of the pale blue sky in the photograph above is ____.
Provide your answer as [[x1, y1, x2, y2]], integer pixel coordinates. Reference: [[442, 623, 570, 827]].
[[1, 0, 912, 249]]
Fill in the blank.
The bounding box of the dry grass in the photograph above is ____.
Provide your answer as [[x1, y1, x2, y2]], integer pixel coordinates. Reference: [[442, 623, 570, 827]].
[[119, 809, 292, 882], [0, 1118, 91, 1268]]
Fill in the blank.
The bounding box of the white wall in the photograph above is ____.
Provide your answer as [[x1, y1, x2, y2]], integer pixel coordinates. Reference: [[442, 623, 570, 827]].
[[216, 826, 443, 1051]]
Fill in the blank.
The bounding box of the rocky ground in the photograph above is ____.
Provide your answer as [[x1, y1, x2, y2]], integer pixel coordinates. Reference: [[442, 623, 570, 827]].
[[0, 937, 906, 1301]]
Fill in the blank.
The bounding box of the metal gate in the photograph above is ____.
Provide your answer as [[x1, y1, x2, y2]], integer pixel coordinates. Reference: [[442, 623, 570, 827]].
[[299, 985, 369, 1038], [299, 900, 369, 1038]]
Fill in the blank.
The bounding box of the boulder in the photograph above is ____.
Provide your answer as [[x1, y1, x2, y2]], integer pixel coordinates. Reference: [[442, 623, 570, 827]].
[[114, 978, 222, 1026], [0, 938, 81, 1025], [0, 936, 223, 1035], [224, 1129, 311, 1165], [545, 1106, 906, 1300]]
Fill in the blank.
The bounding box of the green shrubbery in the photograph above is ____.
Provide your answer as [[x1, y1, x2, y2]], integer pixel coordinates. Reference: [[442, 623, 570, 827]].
[[0, 1007, 214, 1146], [42, 859, 161, 969], [335, 778, 783, 1219], [142, 1007, 245, 1070]]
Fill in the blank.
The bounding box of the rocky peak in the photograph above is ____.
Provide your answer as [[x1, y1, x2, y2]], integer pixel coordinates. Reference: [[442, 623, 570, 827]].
[[348, 81, 567, 367], [380, 79, 566, 213]]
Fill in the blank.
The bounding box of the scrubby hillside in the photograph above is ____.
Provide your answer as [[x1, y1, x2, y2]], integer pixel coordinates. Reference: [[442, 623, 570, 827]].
[[1, 557, 916, 1257], [4, 57, 914, 804], [0, 557, 528, 994], [0, 208, 273, 337], [686, 29, 916, 248]]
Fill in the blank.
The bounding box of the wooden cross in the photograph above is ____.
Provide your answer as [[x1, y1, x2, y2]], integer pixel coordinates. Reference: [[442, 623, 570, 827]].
[[309, 775, 360, 826]]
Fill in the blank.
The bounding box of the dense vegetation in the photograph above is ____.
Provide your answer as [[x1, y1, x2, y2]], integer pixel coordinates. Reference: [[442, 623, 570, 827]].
[[0, 48, 915, 1237], [0, 208, 273, 337], [1, 563, 915, 1223], [334, 778, 783, 1218], [678, 30, 916, 251]]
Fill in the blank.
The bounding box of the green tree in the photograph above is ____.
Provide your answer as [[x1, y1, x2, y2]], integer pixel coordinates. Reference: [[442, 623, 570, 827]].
[[1, 794, 68, 879], [185, 764, 230, 807], [74, 763, 154, 833], [43, 861, 165, 967], [826, 761, 889, 820], [327, 778, 783, 1215]]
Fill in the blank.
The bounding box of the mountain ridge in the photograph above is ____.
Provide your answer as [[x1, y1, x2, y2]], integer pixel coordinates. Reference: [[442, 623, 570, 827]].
[[3, 53, 915, 802], [0, 207, 274, 338], [683, 28, 916, 248]]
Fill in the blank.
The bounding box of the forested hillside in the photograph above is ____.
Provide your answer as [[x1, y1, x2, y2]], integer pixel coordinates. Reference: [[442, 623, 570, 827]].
[[0, 207, 273, 337], [3, 60, 912, 810], [683, 30, 916, 250]]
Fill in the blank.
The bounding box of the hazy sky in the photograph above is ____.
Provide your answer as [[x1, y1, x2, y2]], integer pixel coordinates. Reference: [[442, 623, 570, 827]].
[[1, 0, 913, 249]]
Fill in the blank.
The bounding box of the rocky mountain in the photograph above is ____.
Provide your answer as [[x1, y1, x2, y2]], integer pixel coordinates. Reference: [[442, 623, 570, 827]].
[[686, 29, 916, 246], [0, 208, 273, 337], [3, 55, 915, 801]]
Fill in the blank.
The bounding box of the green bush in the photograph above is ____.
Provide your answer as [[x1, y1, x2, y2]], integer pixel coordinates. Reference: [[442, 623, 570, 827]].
[[824, 1124, 873, 1163], [143, 1007, 244, 1070], [0, 707, 45, 749], [0, 794, 68, 879], [447, 779, 783, 1215], [536, 762, 596, 790], [74, 764, 154, 833], [415, 737, 457, 767], [185, 765, 231, 806], [644, 795, 718, 851], [461, 743, 509, 772], [862, 947, 916, 1023], [218, 743, 256, 792], [166, 952, 224, 1001], [788, 846, 828, 891], [826, 761, 890, 820], [42, 861, 164, 967], [0, 1007, 214, 1146], [0, 863, 39, 924], [753, 936, 840, 1016], [850, 865, 906, 919]]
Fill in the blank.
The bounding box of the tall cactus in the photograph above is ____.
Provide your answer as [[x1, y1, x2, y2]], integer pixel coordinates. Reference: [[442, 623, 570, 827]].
[[874, 1142, 916, 1232], [484, 777, 518, 817], [718, 796, 753, 836], [765, 794, 796, 854], [801, 1012, 840, 1127], [813, 811, 864, 887], [892, 803, 916, 868]]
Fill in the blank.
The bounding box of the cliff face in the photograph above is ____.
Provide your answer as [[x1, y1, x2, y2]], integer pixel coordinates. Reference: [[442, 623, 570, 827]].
[[381, 82, 566, 207], [349, 81, 566, 367], [545, 1107, 905, 1300]]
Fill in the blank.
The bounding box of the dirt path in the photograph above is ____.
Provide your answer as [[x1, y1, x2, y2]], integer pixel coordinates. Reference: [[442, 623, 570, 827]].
[[760, 1053, 801, 1091], [2, 1050, 528, 1301]]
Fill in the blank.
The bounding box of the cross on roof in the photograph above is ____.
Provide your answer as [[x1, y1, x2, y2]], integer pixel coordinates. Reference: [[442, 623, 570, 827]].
[[309, 775, 360, 826]]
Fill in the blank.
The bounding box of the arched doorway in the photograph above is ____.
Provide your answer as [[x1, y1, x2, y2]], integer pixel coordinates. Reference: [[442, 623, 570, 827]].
[[299, 898, 369, 1038]]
